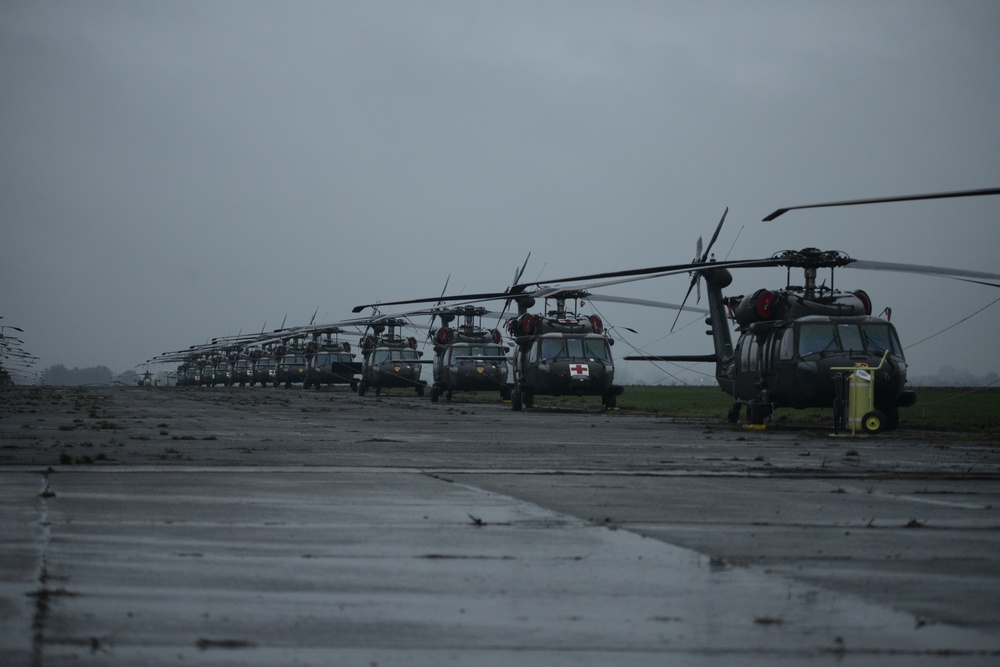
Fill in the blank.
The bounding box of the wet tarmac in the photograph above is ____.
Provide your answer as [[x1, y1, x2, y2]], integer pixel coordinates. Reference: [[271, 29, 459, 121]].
[[2, 386, 999, 665]]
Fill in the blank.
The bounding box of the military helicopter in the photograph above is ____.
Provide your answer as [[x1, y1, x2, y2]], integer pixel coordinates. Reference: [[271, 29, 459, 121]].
[[520, 188, 1000, 430], [354, 316, 428, 397], [353, 283, 703, 411], [503, 288, 622, 410], [422, 305, 511, 403], [356, 274, 514, 403], [301, 327, 362, 391]]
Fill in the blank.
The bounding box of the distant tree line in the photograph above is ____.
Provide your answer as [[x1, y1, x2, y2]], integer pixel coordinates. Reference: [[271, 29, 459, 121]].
[[909, 367, 999, 387], [40, 364, 114, 386]]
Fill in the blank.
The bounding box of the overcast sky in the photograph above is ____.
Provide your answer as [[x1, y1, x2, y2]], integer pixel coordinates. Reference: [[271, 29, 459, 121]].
[[2, 0, 998, 385]]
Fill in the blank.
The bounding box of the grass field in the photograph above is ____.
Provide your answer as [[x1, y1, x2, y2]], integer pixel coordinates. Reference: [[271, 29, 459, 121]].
[[539, 385, 1000, 437]]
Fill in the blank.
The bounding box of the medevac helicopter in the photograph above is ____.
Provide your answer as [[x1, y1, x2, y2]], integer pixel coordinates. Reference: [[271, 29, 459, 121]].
[[353, 280, 707, 411], [515, 188, 1000, 430]]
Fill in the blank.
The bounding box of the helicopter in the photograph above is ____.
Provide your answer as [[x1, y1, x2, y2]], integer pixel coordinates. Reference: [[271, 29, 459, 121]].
[[355, 316, 428, 397], [503, 289, 622, 410], [301, 327, 362, 391], [515, 188, 1000, 430], [353, 284, 704, 411], [420, 305, 511, 403], [354, 276, 514, 403]]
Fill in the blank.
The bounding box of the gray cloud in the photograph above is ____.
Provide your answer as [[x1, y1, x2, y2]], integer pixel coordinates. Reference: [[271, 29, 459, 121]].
[[2, 1, 998, 383]]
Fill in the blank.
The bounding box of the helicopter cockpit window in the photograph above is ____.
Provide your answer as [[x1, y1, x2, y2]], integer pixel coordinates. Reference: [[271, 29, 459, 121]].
[[779, 328, 795, 360], [540, 338, 564, 360], [450, 345, 506, 363], [375, 349, 419, 363], [798, 324, 839, 356], [335, 353, 354, 362], [837, 324, 864, 353], [583, 338, 611, 361], [861, 324, 897, 355]]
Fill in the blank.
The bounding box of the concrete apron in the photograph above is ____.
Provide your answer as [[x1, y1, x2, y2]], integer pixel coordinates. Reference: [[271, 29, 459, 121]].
[[4, 467, 998, 666]]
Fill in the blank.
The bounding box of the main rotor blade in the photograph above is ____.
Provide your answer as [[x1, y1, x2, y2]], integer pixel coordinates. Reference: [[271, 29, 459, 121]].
[[428, 274, 451, 333], [847, 259, 1000, 287], [513, 252, 531, 286], [353, 291, 513, 313], [513, 256, 784, 292], [586, 293, 709, 314], [701, 207, 728, 261], [763, 187, 1000, 221], [671, 279, 698, 332]]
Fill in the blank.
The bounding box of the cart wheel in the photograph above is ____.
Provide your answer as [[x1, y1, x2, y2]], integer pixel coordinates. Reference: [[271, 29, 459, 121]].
[[861, 410, 886, 434]]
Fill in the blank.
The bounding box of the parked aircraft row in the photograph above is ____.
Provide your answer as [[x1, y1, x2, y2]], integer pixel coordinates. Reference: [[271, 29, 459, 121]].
[[150, 188, 1000, 431]]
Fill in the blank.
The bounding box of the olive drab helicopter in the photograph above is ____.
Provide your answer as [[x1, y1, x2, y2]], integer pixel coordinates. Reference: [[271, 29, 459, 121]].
[[425, 305, 511, 403], [503, 289, 621, 410], [523, 188, 1000, 431], [354, 316, 428, 397], [353, 281, 705, 411], [301, 327, 362, 391]]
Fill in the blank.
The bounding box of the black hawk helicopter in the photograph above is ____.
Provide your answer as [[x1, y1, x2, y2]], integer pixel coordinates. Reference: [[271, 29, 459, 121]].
[[354, 316, 428, 397], [301, 327, 362, 391], [425, 305, 511, 403], [355, 272, 516, 404], [503, 289, 621, 410], [353, 283, 705, 411], [520, 188, 1000, 430]]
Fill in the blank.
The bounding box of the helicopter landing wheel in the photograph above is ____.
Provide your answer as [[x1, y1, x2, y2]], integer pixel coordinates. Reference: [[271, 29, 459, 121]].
[[746, 401, 770, 425], [861, 410, 886, 434], [511, 387, 523, 411], [357, 381, 366, 396], [602, 391, 617, 409], [727, 404, 741, 424], [416, 384, 424, 397], [878, 404, 899, 431], [430, 386, 440, 403]]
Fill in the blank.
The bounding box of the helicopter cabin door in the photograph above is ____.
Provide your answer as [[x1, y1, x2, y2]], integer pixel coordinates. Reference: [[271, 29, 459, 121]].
[[734, 334, 760, 401]]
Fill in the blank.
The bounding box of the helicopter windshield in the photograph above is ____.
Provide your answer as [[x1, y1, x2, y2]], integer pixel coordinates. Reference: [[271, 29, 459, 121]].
[[449, 345, 506, 362], [538, 336, 611, 362], [798, 322, 901, 357], [373, 349, 420, 364]]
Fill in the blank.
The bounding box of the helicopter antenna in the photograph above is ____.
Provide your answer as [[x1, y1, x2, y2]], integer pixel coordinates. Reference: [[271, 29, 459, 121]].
[[723, 224, 743, 261]]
